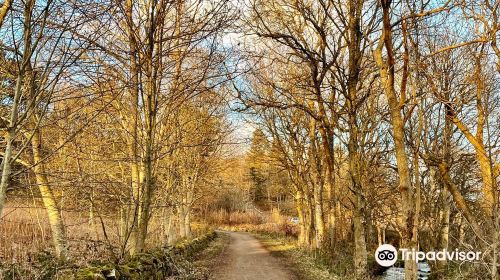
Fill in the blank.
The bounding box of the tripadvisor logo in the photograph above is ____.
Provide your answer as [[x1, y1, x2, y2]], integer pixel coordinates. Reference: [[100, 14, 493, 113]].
[[375, 244, 482, 267], [375, 244, 398, 267]]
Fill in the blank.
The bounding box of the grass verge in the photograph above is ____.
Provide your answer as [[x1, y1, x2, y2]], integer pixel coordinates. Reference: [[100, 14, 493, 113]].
[[253, 233, 339, 280], [191, 231, 230, 278]]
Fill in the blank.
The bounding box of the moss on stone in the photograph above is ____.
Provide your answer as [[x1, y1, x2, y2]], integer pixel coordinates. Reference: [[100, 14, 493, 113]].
[[69, 230, 217, 280]]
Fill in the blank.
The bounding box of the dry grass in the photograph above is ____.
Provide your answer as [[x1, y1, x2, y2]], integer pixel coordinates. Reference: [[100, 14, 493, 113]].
[[206, 207, 299, 238], [0, 203, 296, 279], [0, 207, 51, 262], [205, 209, 262, 225], [0, 202, 211, 267], [218, 222, 299, 238], [0, 205, 118, 266]]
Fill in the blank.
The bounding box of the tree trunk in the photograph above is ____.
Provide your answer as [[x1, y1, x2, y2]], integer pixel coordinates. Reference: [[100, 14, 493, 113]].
[[295, 191, 307, 246], [184, 207, 191, 239], [386, 84, 417, 280], [167, 208, 178, 244], [178, 204, 186, 238], [0, 2, 32, 216], [353, 196, 367, 278], [346, 0, 368, 276], [313, 185, 325, 249], [136, 156, 153, 251], [123, 0, 143, 255], [437, 163, 484, 238], [0, 0, 12, 28], [348, 118, 368, 278], [128, 162, 142, 254], [185, 187, 193, 238], [304, 194, 314, 248], [31, 128, 68, 260], [0, 126, 15, 217], [373, 2, 417, 278], [307, 115, 325, 249], [437, 188, 450, 269]]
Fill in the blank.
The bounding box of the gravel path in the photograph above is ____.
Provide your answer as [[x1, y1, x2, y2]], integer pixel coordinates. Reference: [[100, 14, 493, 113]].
[[211, 231, 295, 280]]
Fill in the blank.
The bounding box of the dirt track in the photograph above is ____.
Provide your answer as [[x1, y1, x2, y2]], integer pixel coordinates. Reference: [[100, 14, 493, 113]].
[[211, 231, 295, 280]]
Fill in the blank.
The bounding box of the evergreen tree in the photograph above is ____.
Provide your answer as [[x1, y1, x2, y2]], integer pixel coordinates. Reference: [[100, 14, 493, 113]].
[[246, 128, 270, 203]]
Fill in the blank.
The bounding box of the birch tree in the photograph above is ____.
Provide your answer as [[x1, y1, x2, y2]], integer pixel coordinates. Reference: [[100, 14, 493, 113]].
[[0, 0, 91, 260]]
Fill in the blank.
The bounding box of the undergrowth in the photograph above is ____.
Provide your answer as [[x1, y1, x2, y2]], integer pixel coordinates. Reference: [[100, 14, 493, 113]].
[[0, 231, 219, 280]]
